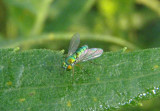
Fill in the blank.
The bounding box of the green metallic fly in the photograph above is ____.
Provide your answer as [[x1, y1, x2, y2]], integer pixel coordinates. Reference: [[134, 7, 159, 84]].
[[62, 33, 103, 77]]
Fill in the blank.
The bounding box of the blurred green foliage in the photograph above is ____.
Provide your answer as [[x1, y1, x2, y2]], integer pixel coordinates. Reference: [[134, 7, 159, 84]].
[[0, 0, 159, 50], [0, 0, 160, 110]]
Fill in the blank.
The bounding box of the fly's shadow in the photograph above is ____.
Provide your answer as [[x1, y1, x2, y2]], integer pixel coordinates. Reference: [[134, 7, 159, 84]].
[[40, 54, 63, 75]]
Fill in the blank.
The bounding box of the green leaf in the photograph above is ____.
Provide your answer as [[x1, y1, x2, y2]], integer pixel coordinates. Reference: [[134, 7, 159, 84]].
[[0, 48, 160, 110], [136, 0, 160, 16]]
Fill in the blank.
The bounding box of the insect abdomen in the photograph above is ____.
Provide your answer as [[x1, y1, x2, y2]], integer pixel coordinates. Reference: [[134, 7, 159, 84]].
[[75, 45, 88, 58], [66, 45, 88, 65]]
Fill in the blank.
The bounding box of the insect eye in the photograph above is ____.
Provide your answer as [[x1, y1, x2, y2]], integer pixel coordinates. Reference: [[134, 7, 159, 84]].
[[67, 65, 72, 70]]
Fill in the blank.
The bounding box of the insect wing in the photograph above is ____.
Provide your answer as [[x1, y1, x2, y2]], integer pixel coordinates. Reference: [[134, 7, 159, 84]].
[[76, 48, 103, 63], [67, 33, 80, 57]]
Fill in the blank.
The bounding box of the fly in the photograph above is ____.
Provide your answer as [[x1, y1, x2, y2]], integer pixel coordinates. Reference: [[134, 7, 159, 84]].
[[62, 33, 103, 79]]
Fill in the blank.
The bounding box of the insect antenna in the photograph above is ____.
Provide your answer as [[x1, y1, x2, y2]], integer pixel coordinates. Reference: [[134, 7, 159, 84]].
[[72, 66, 75, 83]]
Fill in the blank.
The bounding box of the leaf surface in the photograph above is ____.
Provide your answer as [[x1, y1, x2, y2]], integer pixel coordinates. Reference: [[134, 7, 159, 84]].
[[0, 48, 160, 110]]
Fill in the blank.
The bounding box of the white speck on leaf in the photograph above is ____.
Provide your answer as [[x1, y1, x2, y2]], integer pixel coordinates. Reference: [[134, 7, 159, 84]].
[[0, 65, 4, 71], [16, 65, 24, 88]]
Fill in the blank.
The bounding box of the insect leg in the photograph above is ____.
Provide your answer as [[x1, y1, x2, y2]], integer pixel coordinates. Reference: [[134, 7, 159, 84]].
[[72, 66, 74, 82], [89, 61, 102, 65]]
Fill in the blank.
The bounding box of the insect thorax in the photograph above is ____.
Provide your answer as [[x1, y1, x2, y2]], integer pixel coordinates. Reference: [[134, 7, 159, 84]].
[[65, 56, 76, 65]]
